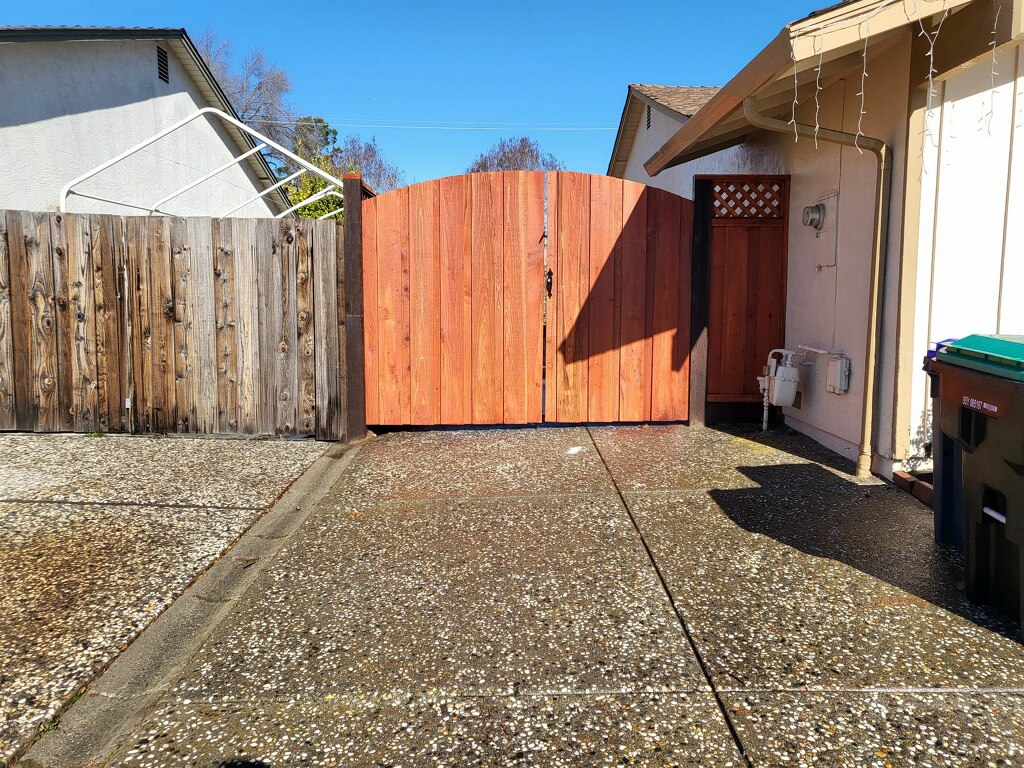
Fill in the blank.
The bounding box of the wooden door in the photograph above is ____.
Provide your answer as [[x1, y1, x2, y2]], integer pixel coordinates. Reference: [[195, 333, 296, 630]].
[[705, 177, 788, 403]]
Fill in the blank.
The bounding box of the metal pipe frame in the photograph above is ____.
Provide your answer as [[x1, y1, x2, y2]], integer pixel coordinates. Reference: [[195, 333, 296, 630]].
[[149, 143, 266, 214], [219, 169, 304, 219], [276, 185, 342, 218], [59, 107, 347, 216]]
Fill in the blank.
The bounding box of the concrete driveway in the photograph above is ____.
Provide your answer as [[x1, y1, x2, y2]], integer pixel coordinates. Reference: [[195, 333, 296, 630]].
[[23, 426, 1024, 767], [0, 434, 326, 767]]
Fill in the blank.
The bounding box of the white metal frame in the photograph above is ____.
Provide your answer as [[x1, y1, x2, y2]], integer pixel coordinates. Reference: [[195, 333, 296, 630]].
[[59, 107, 346, 219]]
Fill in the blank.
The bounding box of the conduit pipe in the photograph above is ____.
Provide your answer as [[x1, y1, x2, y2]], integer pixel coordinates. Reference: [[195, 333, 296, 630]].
[[742, 98, 892, 479]]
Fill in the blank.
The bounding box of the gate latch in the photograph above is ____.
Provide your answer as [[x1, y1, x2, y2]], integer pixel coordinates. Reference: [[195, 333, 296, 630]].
[[545, 269, 553, 298]]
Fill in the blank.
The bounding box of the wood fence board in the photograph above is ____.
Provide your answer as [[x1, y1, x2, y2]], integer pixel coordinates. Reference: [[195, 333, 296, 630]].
[[409, 179, 441, 425], [524, 172, 545, 423], [169, 218, 193, 432], [0, 211, 14, 430], [109, 216, 131, 432], [555, 172, 590, 423], [586, 176, 622, 422], [254, 217, 279, 435], [294, 219, 316, 434], [544, 173, 559, 419], [618, 183, 650, 421], [501, 172, 527, 423], [93, 215, 122, 432], [70, 213, 99, 432], [126, 217, 152, 431], [274, 219, 299, 434], [439, 174, 473, 424], [48, 213, 74, 430], [212, 218, 239, 433], [335, 220, 348, 438], [232, 218, 260, 434], [146, 217, 174, 432], [313, 220, 343, 440], [185, 218, 218, 433], [361, 196, 380, 425], [375, 186, 410, 424], [470, 173, 504, 424], [650, 191, 690, 421]]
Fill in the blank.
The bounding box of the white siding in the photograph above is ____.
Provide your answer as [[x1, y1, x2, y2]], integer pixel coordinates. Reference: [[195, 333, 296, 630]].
[[0, 39, 277, 217], [906, 44, 1023, 464]]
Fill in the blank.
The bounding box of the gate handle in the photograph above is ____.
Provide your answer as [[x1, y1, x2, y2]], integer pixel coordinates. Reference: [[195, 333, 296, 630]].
[[545, 269, 553, 298]]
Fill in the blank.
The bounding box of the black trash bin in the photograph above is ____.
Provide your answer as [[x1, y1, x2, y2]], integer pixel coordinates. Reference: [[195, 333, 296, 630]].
[[925, 340, 964, 549], [931, 335, 1024, 632]]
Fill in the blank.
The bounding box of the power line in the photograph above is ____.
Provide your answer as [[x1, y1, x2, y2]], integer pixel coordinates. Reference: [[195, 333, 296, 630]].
[[250, 117, 616, 132]]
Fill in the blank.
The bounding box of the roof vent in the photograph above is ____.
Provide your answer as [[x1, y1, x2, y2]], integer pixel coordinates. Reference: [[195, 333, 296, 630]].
[[645, 104, 651, 130], [157, 46, 169, 83]]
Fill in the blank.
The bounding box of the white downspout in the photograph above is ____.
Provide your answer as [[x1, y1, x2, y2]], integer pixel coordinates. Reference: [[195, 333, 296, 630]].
[[742, 98, 893, 479]]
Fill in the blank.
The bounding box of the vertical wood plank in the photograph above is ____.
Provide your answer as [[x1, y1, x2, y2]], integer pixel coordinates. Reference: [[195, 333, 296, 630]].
[[147, 217, 175, 431], [64, 215, 100, 434], [276, 219, 299, 434], [375, 186, 410, 424], [169, 218, 193, 432], [255, 218, 279, 435], [409, 179, 441, 424], [524, 172, 545, 423], [439, 175, 473, 424], [618, 183, 650, 421], [294, 219, 317, 435], [186, 218, 218, 433], [587, 176, 622, 422], [213, 218, 239, 433], [362, 196, 380, 425], [8, 212, 60, 431], [544, 173, 559, 421], [335, 219, 348, 441], [93, 215, 124, 431], [342, 176, 367, 440], [0, 212, 14, 430], [313, 220, 343, 439], [471, 172, 504, 424], [232, 219, 260, 434], [127, 217, 154, 432], [555, 172, 590, 422], [48, 213, 74, 430], [650, 191, 690, 421]]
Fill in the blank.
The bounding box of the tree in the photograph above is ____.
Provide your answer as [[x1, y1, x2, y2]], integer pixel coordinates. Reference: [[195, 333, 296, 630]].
[[196, 30, 293, 147], [335, 136, 406, 193], [467, 137, 563, 173]]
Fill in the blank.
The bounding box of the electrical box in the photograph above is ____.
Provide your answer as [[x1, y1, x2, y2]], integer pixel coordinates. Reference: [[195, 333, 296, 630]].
[[826, 355, 851, 394]]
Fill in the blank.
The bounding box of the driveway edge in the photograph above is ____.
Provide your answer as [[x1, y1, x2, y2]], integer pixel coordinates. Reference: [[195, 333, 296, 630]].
[[18, 443, 363, 768]]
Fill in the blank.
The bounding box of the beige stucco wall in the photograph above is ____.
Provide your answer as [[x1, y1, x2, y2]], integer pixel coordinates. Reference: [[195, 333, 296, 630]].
[[0, 39, 277, 217], [619, 33, 914, 475]]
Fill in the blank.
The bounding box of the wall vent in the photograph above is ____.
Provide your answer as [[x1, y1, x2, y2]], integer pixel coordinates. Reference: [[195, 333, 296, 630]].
[[645, 104, 651, 130], [157, 46, 169, 83]]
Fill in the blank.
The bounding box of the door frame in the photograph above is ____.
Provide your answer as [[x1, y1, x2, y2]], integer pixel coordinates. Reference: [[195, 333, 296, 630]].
[[689, 175, 790, 425]]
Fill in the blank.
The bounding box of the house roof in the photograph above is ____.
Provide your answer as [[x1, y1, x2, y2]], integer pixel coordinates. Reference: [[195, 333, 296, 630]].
[[0, 26, 288, 212], [607, 84, 720, 177], [643, 0, 977, 175]]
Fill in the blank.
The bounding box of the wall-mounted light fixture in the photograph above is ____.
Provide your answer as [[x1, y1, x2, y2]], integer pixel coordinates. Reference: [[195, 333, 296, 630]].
[[802, 202, 826, 229]]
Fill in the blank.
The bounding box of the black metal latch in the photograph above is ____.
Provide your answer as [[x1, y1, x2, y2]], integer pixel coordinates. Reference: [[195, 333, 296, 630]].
[[545, 269, 553, 298]]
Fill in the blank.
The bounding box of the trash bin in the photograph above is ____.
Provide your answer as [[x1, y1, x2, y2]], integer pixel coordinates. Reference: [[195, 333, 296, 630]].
[[931, 335, 1024, 631], [925, 340, 963, 549]]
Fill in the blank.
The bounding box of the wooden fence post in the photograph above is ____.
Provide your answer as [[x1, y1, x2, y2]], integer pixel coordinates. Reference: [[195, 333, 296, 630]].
[[342, 175, 368, 440]]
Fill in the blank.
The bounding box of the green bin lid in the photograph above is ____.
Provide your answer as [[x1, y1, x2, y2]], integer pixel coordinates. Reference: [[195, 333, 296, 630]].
[[937, 334, 1024, 382]]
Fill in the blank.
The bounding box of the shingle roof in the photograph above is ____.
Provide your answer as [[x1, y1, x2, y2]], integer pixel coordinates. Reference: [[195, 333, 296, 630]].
[[629, 84, 721, 118]]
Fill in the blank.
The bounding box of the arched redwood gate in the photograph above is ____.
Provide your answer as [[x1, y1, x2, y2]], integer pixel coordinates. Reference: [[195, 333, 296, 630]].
[[362, 171, 692, 426]]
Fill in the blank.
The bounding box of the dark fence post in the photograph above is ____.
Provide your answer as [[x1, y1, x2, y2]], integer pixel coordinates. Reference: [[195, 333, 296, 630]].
[[342, 175, 368, 440], [689, 179, 712, 427]]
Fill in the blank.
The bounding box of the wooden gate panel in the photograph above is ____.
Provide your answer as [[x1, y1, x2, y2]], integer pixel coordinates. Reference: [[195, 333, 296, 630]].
[[617, 183, 650, 422], [586, 175, 622, 423], [553, 172, 590, 423], [375, 186, 411, 424], [438, 175, 472, 424], [410, 180, 441, 425], [650, 191, 692, 421], [470, 173, 504, 424]]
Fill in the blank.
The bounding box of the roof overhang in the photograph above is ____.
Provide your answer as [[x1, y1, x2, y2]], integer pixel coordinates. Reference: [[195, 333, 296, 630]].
[[0, 27, 288, 212], [644, 0, 979, 175]]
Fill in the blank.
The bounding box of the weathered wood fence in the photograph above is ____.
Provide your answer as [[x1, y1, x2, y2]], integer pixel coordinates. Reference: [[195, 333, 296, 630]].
[[0, 186, 366, 441]]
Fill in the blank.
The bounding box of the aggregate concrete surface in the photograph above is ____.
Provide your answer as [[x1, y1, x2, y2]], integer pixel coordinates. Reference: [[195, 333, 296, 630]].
[[17, 425, 1024, 767], [0, 434, 326, 767]]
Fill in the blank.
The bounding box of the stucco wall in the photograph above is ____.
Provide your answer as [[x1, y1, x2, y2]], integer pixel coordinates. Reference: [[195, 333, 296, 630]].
[[906, 43, 1024, 466], [0, 40, 277, 217], [618, 34, 913, 473]]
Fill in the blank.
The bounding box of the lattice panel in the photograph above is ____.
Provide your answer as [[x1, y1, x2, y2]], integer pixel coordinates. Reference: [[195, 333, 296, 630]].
[[712, 180, 784, 219]]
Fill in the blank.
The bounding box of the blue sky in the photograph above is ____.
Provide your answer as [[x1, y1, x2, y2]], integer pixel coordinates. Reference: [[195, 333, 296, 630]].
[[7, 1, 822, 182]]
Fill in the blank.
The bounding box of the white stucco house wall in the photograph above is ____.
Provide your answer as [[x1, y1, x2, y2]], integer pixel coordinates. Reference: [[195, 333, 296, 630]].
[[610, 0, 1024, 480], [0, 27, 286, 217]]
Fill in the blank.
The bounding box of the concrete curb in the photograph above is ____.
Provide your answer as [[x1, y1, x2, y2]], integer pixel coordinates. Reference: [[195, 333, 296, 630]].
[[18, 443, 362, 768]]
